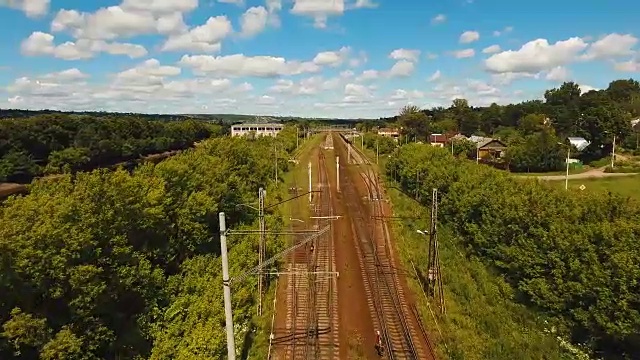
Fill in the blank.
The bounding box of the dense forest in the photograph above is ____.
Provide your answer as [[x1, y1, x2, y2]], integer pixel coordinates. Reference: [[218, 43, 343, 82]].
[[386, 143, 640, 359], [0, 115, 224, 182], [366, 79, 640, 172], [0, 126, 302, 359]]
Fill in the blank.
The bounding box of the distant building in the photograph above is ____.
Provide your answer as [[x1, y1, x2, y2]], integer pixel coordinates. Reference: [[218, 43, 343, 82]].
[[231, 123, 283, 137], [377, 128, 400, 141], [429, 133, 460, 147], [567, 137, 590, 151], [468, 136, 507, 159]]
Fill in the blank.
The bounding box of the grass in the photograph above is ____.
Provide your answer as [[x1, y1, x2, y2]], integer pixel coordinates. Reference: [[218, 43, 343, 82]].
[[386, 188, 573, 360], [549, 175, 640, 200], [514, 167, 592, 176]]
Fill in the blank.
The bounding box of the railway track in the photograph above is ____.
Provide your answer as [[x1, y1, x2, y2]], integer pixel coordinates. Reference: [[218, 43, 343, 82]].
[[279, 134, 338, 360], [335, 133, 435, 360]]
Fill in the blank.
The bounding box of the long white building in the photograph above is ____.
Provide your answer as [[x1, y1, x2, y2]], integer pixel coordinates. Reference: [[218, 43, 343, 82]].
[[231, 123, 284, 137]]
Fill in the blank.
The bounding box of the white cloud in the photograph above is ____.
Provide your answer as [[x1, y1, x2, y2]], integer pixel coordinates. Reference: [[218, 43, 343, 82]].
[[426, 52, 438, 60], [389, 48, 420, 62], [268, 75, 344, 95], [291, 0, 345, 28], [493, 26, 513, 37], [466, 79, 500, 96], [390, 89, 424, 100], [219, 0, 244, 5], [162, 16, 233, 53], [0, 0, 49, 18], [482, 44, 501, 54], [453, 48, 475, 58], [21, 31, 147, 60], [179, 54, 321, 77], [578, 85, 598, 93], [41, 68, 90, 81], [614, 59, 640, 72], [121, 0, 198, 13], [581, 33, 638, 60], [459, 30, 480, 44], [313, 46, 351, 67], [353, 0, 378, 8], [490, 72, 539, 85], [240, 6, 269, 37], [8, 95, 24, 104], [431, 14, 446, 25], [355, 69, 379, 82], [545, 66, 569, 82], [387, 60, 414, 77], [51, 6, 158, 40], [428, 70, 441, 82], [485, 37, 588, 73]]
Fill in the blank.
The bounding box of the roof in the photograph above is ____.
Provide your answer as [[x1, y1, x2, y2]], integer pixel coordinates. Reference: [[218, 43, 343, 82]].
[[478, 139, 507, 149], [231, 123, 283, 128], [429, 133, 449, 143], [567, 137, 590, 151], [631, 118, 640, 128]]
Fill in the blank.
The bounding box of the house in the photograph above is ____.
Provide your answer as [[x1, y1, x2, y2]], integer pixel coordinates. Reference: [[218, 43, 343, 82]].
[[567, 137, 590, 151], [430, 132, 462, 147], [378, 128, 400, 141], [429, 133, 449, 148], [469, 136, 507, 159], [231, 123, 283, 137]]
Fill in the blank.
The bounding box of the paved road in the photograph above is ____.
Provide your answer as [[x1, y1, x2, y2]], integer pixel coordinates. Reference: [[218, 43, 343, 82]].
[[519, 167, 638, 180]]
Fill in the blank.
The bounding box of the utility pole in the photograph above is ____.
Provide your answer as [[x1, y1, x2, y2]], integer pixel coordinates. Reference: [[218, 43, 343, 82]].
[[296, 126, 299, 149], [376, 139, 379, 165], [219, 212, 236, 360], [336, 156, 340, 193], [257, 188, 266, 316], [274, 145, 278, 184], [361, 133, 364, 149], [427, 189, 445, 313], [611, 134, 616, 169], [308, 161, 312, 203], [565, 146, 570, 191], [348, 145, 351, 164]]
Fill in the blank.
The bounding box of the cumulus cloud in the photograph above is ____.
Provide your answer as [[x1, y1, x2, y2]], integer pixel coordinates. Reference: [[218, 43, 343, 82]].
[[313, 47, 351, 67], [387, 60, 414, 77], [453, 48, 475, 58], [431, 14, 446, 25], [485, 37, 588, 73], [0, 0, 49, 17], [428, 70, 441, 82], [545, 66, 570, 82], [581, 33, 638, 60], [459, 30, 480, 44], [482, 45, 501, 54], [493, 26, 513, 37], [291, 0, 345, 28], [355, 69, 379, 82], [179, 54, 321, 77], [21, 31, 147, 60], [614, 59, 640, 72], [240, 6, 269, 37], [389, 48, 420, 62], [162, 16, 233, 53]]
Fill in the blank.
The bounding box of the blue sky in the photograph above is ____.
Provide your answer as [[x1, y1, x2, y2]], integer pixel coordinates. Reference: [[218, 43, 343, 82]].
[[1, 0, 639, 118]]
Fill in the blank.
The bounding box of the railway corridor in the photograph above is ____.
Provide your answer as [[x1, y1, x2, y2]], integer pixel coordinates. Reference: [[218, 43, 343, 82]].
[[272, 133, 435, 360], [274, 135, 339, 360], [335, 133, 435, 360]]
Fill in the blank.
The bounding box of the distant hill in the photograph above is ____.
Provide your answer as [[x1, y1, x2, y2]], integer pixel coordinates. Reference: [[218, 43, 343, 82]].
[[0, 109, 376, 123]]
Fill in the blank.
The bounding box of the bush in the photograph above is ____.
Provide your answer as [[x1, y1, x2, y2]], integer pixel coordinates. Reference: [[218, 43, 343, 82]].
[[387, 143, 640, 359]]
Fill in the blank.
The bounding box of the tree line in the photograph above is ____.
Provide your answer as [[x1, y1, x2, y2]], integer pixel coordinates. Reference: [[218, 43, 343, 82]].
[[375, 79, 640, 172], [0, 114, 224, 182], [0, 126, 302, 359], [386, 143, 640, 359]]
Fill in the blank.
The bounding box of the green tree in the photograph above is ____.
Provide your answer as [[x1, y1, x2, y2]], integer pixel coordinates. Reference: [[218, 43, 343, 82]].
[[398, 105, 430, 141]]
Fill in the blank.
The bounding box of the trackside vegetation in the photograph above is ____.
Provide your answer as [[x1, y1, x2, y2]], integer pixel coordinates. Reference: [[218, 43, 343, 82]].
[[0, 115, 223, 182], [0, 126, 303, 359], [386, 143, 640, 360]]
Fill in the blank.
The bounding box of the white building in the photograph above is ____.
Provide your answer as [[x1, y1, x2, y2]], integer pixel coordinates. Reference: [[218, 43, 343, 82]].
[[231, 123, 284, 137]]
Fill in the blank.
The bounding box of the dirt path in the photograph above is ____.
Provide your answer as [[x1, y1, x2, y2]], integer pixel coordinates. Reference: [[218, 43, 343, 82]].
[[521, 166, 638, 180]]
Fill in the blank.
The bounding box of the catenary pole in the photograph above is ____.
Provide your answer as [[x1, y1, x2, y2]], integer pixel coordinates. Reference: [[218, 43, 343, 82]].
[[219, 212, 236, 360]]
